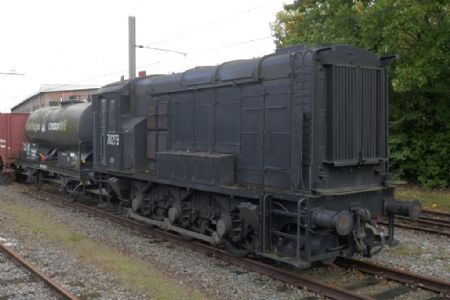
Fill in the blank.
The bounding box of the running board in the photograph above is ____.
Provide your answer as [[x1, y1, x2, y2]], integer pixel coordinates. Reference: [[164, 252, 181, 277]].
[[127, 210, 222, 245]]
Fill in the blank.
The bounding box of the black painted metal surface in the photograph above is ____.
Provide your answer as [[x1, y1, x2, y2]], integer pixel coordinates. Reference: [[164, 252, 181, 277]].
[[93, 45, 389, 194]]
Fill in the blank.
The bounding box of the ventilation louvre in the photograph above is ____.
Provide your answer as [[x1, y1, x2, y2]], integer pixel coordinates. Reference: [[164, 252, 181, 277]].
[[327, 65, 387, 166]]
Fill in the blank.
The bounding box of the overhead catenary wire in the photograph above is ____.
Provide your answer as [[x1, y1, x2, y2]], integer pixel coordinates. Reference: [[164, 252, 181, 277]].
[[36, 35, 273, 95], [190, 36, 272, 55], [136, 45, 187, 57], [34, 59, 170, 94], [0, 71, 25, 80], [5, 1, 283, 110], [0, 71, 25, 76], [9, 2, 282, 101], [136, 35, 272, 58], [147, 0, 280, 46], [14, 32, 275, 109]]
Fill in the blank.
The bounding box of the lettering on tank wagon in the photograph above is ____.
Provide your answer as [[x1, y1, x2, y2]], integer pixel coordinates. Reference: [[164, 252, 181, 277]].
[[47, 120, 67, 132], [106, 133, 120, 146], [27, 121, 67, 133], [0, 139, 5, 149], [26, 122, 41, 132]]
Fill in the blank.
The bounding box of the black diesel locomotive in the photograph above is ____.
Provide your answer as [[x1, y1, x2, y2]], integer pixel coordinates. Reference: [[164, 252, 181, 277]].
[[19, 45, 420, 268]]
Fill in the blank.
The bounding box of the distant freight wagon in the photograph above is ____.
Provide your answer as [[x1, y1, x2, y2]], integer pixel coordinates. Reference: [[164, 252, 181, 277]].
[[0, 113, 29, 182]]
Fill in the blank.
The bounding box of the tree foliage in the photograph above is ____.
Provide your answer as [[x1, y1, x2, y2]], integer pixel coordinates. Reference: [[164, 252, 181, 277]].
[[272, 0, 450, 187]]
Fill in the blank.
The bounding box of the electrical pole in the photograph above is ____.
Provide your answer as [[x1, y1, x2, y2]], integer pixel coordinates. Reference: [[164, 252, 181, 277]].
[[128, 16, 136, 80]]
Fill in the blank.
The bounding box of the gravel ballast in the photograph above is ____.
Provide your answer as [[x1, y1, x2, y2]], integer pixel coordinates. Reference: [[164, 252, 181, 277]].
[[0, 184, 318, 299], [359, 226, 450, 281], [0, 249, 60, 300], [0, 183, 448, 299]]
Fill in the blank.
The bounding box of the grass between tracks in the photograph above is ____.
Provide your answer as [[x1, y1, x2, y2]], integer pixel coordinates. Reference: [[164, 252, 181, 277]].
[[0, 200, 205, 300], [395, 186, 450, 211]]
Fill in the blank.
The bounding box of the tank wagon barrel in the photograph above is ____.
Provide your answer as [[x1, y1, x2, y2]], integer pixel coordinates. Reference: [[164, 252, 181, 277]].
[[25, 102, 92, 150]]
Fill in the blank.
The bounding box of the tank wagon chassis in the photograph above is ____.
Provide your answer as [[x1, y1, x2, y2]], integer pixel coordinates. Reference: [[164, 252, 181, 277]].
[[17, 45, 421, 268], [20, 152, 92, 195]]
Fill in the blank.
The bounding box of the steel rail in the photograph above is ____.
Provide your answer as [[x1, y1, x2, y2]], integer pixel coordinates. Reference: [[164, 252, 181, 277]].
[[336, 258, 450, 297], [379, 220, 450, 237], [0, 242, 79, 300], [399, 218, 450, 231], [397, 215, 450, 230], [14, 183, 372, 300], [416, 216, 450, 227], [15, 183, 450, 299], [422, 209, 450, 219], [380, 213, 450, 238]]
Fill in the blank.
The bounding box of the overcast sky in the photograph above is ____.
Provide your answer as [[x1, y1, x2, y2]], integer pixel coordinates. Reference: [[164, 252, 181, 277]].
[[0, 0, 290, 112]]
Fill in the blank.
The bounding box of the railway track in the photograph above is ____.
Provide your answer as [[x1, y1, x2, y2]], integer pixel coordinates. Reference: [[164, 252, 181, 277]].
[[11, 183, 450, 299], [0, 238, 79, 300], [382, 209, 450, 237]]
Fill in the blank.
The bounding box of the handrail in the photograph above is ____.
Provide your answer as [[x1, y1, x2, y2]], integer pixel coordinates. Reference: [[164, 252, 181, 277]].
[[296, 197, 306, 259]]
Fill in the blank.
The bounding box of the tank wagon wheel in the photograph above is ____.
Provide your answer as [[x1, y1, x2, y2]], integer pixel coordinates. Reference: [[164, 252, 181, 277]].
[[10, 171, 16, 183], [0, 174, 12, 185], [70, 193, 80, 202], [31, 172, 43, 191], [0, 160, 11, 185], [35, 180, 43, 191]]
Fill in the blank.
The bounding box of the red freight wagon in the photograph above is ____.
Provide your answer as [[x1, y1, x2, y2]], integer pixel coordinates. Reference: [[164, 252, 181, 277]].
[[0, 113, 29, 180]]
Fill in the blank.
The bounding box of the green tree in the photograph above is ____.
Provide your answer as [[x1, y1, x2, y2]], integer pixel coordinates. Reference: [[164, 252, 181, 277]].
[[273, 0, 450, 187]]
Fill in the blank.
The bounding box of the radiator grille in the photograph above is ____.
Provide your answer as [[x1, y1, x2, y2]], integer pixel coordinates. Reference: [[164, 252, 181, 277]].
[[327, 65, 387, 165]]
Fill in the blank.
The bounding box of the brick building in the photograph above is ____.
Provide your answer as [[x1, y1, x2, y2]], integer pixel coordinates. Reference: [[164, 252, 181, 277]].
[[11, 84, 98, 113]]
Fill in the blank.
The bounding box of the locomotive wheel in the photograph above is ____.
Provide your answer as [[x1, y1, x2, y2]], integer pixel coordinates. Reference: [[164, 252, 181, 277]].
[[223, 238, 250, 258], [131, 193, 143, 213], [179, 233, 194, 241], [320, 256, 337, 265]]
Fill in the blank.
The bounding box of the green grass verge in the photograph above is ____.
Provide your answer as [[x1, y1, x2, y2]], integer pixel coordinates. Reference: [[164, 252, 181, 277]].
[[395, 186, 450, 211], [0, 200, 205, 300]]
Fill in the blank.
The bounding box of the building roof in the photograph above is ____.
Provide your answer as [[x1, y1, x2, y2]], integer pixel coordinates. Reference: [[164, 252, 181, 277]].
[[11, 84, 99, 110], [37, 84, 99, 93]]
